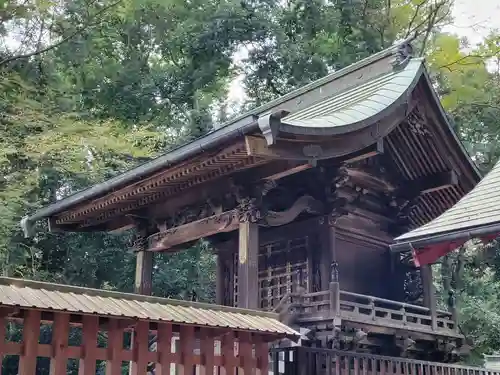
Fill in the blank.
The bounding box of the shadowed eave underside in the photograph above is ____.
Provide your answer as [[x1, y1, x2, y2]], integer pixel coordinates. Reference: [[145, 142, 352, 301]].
[[392, 158, 500, 252]]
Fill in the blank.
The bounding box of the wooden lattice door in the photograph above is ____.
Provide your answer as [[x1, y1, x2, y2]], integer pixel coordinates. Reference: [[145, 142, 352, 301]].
[[232, 231, 320, 309], [257, 235, 312, 310]]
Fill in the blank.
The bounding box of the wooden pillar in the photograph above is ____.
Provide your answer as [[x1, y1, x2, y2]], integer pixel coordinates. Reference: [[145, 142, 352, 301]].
[[255, 337, 269, 375], [106, 319, 123, 375], [238, 221, 259, 309], [79, 315, 99, 375], [50, 313, 70, 375], [221, 331, 237, 375], [421, 265, 437, 330], [135, 250, 153, 295], [156, 323, 173, 375], [132, 228, 153, 375], [19, 310, 41, 375], [319, 217, 335, 291], [0, 316, 5, 373], [130, 321, 150, 375], [200, 328, 215, 375], [216, 253, 224, 305], [178, 325, 195, 375]]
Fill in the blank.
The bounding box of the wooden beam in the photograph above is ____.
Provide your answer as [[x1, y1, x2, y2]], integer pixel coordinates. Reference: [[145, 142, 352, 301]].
[[343, 167, 397, 193], [246, 136, 384, 163], [149, 210, 240, 252], [238, 221, 259, 309], [417, 170, 458, 195], [401, 170, 458, 199], [262, 195, 323, 227], [149, 195, 323, 252], [341, 138, 384, 164], [263, 162, 313, 181], [147, 160, 312, 219]]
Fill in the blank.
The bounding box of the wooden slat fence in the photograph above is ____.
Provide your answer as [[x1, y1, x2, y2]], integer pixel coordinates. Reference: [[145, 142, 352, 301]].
[[0, 310, 270, 375], [270, 347, 500, 375]]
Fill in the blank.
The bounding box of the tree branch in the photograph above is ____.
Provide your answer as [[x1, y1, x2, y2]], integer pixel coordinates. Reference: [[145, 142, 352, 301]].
[[438, 51, 499, 71], [0, 0, 123, 67]]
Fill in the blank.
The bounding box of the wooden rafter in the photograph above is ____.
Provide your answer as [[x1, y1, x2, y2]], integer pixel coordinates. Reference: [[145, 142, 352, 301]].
[[54, 141, 270, 227]]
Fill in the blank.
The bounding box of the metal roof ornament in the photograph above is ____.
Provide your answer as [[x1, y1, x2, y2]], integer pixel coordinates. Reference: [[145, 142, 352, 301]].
[[391, 42, 414, 71]]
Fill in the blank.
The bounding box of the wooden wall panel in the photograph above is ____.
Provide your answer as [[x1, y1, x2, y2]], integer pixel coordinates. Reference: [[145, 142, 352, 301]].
[[336, 236, 390, 297]]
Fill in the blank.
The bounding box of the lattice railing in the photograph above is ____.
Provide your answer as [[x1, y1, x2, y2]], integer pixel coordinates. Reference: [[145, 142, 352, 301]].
[[269, 347, 499, 375], [278, 285, 457, 335]]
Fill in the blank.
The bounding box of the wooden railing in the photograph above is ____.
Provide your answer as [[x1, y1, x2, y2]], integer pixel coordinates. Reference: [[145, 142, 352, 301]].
[[269, 347, 499, 375], [276, 284, 458, 336]]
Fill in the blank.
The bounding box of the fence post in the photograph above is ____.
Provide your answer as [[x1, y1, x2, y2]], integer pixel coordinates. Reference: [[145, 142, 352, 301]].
[[330, 261, 340, 318], [296, 347, 308, 375], [421, 265, 438, 331], [448, 290, 459, 331]]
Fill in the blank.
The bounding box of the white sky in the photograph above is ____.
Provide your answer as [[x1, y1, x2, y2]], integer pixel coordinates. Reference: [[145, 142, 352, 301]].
[[445, 0, 500, 44]]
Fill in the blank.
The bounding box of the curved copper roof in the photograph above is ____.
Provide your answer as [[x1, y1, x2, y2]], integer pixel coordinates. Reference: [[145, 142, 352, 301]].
[[279, 59, 423, 135]]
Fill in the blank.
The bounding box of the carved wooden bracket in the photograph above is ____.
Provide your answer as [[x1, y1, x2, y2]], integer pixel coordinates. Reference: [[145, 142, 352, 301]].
[[237, 197, 263, 223], [261, 195, 324, 227], [147, 194, 324, 251]]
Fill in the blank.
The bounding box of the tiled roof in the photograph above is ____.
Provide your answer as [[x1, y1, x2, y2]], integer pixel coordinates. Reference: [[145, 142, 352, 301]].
[[0, 277, 298, 337]]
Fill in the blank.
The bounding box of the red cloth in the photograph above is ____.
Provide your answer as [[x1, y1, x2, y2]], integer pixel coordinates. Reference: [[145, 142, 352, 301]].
[[412, 240, 467, 267], [412, 232, 500, 266]]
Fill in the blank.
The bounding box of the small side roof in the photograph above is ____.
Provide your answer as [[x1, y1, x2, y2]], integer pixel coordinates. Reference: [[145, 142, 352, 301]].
[[392, 159, 500, 265], [0, 277, 298, 338]]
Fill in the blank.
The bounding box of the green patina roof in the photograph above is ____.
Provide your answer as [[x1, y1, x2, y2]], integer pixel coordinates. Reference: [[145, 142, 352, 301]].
[[281, 59, 424, 134]]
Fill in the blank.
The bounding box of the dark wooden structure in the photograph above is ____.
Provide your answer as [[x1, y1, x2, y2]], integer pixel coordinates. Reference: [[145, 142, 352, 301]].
[[392, 157, 500, 265], [22, 41, 484, 368], [0, 277, 297, 375], [269, 347, 500, 375]]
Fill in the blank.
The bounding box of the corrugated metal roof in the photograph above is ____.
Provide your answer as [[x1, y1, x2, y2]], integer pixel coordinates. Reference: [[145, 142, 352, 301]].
[[0, 277, 298, 337], [280, 59, 424, 134], [394, 159, 500, 243]]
